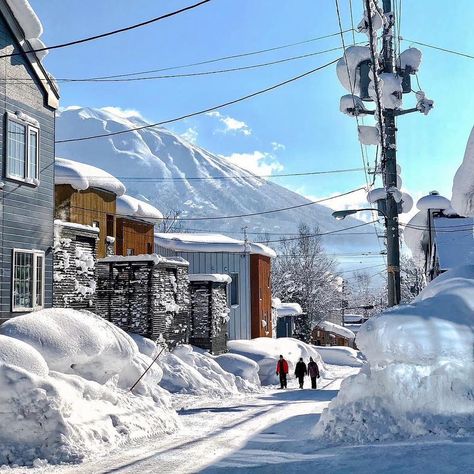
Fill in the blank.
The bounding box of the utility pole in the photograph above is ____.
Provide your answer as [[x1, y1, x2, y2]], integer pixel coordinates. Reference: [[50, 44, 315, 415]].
[[381, 0, 401, 306]]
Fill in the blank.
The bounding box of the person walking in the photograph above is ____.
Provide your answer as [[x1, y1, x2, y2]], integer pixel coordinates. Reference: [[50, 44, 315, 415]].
[[294, 357, 307, 389], [276, 355, 289, 389], [307, 357, 320, 389]]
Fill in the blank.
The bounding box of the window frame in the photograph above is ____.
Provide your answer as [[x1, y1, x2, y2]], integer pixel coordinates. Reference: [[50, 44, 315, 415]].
[[230, 272, 239, 307], [12, 249, 45, 312], [5, 113, 40, 184]]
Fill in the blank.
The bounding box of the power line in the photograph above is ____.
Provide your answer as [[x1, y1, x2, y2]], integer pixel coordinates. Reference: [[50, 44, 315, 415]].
[[54, 29, 355, 81], [401, 39, 474, 60], [55, 58, 339, 144], [57, 167, 364, 182], [0, 0, 212, 59]]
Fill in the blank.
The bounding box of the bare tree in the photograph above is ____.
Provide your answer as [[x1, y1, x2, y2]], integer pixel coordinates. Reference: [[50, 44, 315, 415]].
[[272, 223, 340, 342], [400, 254, 424, 303]]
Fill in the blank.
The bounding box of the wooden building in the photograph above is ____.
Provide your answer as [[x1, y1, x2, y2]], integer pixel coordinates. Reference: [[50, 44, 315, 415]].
[[311, 320, 355, 347], [0, 0, 60, 322], [115, 194, 162, 257], [54, 158, 126, 258], [154, 233, 276, 340]]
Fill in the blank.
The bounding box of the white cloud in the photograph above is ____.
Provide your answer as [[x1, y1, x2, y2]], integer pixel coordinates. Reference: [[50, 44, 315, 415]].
[[206, 111, 251, 136], [100, 106, 145, 120], [222, 151, 284, 176], [181, 127, 198, 144], [271, 142, 286, 151]]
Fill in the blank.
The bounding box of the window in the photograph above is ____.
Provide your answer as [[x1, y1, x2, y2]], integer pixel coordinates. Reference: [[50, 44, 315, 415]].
[[230, 272, 239, 306], [126, 248, 135, 256], [106, 214, 114, 237], [92, 221, 100, 228], [6, 115, 39, 182], [12, 250, 44, 311]]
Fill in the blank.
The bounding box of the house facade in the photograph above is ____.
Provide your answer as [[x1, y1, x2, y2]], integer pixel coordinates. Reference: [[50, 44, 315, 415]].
[[115, 194, 162, 257], [54, 158, 126, 258], [154, 233, 276, 340], [0, 1, 59, 322]]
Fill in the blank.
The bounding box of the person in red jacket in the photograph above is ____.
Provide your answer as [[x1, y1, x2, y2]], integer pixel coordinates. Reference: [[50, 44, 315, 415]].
[[276, 355, 289, 389]]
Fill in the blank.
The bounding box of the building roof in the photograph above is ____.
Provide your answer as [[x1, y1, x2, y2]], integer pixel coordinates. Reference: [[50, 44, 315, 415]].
[[315, 320, 356, 340], [154, 232, 277, 258], [116, 195, 163, 224], [3, 0, 59, 107], [343, 314, 366, 323], [276, 303, 303, 318], [434, 216, 474, 271], [188, 273, 232, 284], [55, 157, 126, 196]]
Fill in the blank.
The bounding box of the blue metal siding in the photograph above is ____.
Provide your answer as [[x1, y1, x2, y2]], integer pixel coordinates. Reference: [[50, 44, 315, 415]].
[[155, 245, 251, 340], [0, 12, 56, 322]]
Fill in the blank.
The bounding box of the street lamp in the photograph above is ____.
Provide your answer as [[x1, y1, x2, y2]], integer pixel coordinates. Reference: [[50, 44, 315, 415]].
[[332, 207, 400, 308]]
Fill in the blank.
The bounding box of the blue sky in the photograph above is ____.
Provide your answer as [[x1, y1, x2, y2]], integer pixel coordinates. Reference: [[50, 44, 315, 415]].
[[30, 0, 474, 214]]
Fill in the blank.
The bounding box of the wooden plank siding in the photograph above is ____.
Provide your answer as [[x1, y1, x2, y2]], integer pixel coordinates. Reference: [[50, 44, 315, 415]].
[[250, 254, 272, 338], [55, 184, 116, 258], [116, 218, 154, 256], [0, 7, 57, 322]]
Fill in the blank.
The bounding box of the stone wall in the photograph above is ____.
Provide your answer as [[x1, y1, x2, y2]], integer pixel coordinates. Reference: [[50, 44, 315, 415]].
[[189, 281, 229, 354], [53, 222, 98, 310], [96, 256, 191, 348]]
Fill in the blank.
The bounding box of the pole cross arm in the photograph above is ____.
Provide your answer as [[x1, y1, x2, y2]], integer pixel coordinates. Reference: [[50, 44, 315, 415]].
[[394, 107, 420, 116]]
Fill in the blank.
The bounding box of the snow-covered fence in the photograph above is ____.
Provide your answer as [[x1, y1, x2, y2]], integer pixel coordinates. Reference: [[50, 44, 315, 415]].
[[188, 274, 231, 354], [95, 255, 191, 347], [53, 220, 99, 310]]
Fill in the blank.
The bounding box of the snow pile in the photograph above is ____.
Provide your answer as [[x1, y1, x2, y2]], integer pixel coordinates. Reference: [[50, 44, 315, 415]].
[[157, 344, 260, 395], [340, 95, 368, 117], [117, 194, 163, 224], [417, 193, 451, 211], [55, 157, 126, 196], [403, 210, 430, 266], [228, 337, 326, 385], [276, 302, 303, 317], [398, 48, 422, 72], [0, 309, 177, 466], [155, 232, 276, 258], [188, 273, 232, 284], [315, 265, 474, 443], [452, 126, 474, 217], [213, 353, 261, 389], [336, 46, 372, 96], [358, 125, 380, 146], [316, 346, 364, 367], [371, 73, 403, 110]]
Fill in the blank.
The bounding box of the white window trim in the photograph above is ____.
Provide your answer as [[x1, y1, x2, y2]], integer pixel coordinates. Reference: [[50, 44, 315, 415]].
[[12, 249, 45, 312], [5, 113, 40, 185]]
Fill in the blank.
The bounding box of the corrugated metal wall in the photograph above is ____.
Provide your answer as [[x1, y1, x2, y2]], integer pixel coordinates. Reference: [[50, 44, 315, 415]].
[[155, 245, 251, 340]]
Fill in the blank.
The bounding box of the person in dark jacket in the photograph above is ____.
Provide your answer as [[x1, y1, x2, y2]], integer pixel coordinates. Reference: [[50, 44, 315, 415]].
[[276, 355, 289, 389], [294, 357, 307, 389], [307, 357, 320, 389]]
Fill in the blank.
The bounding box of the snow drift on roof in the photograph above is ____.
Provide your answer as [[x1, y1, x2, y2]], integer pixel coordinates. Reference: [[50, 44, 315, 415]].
[[6, 0, 42, 40], [416, 193, 451, 211], [315, 320, 355, 340], [154, 233, 276, 258], [55, 157, 126, 196], [117, 194, 163, 224], [188, 273, 232, 284], [451, 126, 474, 217], [276, 303, 303, 317], [99, 254, 189, 266]]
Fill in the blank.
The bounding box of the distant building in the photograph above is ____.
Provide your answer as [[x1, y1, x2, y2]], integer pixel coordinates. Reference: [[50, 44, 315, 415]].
[[272, 300, 302, 338], [54, 158, 126, 258], [311, 320, 355, 347], [116, 194, 162, 257], [154, 233, 276, 340], [0, 1, 59, 322]]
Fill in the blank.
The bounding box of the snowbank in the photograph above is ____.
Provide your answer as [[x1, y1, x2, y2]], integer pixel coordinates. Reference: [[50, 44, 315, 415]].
[[315, 266, 474, 443], [154, 232, 277, 258], [315, 346, 364, 367], [157, 345, 259, 395], [228, 337, 326, 385], [117, 194, 163, 224], [55, 157, 126, 196], [213, 352, 261, 387], [0, 309, 177, 467]]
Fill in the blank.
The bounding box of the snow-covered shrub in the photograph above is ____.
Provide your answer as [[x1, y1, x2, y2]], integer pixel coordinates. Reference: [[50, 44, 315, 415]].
[[228, 337, 326, 385], [0, 309, 178, 467], [315, 266, 474, 443]]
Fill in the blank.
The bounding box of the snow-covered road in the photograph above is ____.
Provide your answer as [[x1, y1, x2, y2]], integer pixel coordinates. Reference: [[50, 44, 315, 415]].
[[38, 365, 474, 473]]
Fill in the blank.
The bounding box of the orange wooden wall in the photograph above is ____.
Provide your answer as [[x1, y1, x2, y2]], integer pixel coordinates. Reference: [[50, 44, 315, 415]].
[[116, 218, 154, 256], [250, 254, 272, 338]]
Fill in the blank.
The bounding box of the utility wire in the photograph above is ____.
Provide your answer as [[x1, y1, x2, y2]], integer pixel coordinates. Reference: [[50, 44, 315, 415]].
[[5, 45, 355, 84], [56, 58, 339, 144], [0, 0, 212, 59], [402, 39, 474, 60], [60, 167, 364, 182], [54, 29, 355, 81]]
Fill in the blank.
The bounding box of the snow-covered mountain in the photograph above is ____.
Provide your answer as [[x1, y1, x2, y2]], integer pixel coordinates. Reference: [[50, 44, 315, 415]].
[[56, 107, 378, 254]]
